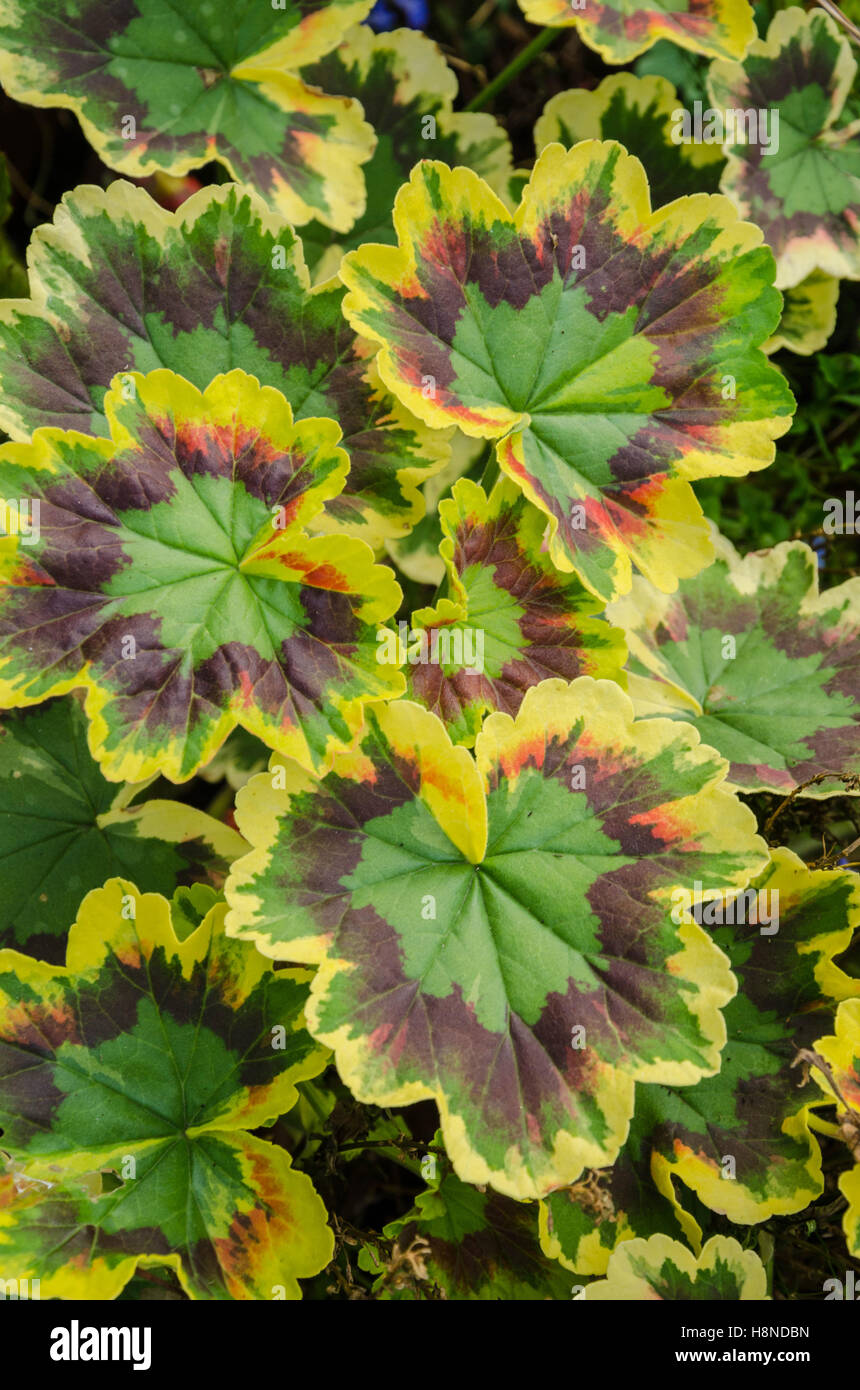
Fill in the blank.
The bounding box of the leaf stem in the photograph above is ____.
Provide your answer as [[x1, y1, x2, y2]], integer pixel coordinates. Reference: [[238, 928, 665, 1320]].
[[296, 1079, 332, 1123], [477, 443, 500, 494], [762, 771, 859, 840], [806, 1113, 842, 1140], [205, 781, 235, 822], [304, 1134, 445, 1156], [816, 0, 860, 46], [464, 26, 559, 112]]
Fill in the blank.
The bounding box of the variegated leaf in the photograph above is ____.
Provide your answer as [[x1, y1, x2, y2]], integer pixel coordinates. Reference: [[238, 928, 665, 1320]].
[[608, 528, 860, 796], [708, 7, 860, 289], [0, 0, 376, 231], [0, 881, 332, 1299], [0, 368, 403, 783], [0, 181, 449, 546], [341, 145, 794, 603], [226, 677, 765, 1199]]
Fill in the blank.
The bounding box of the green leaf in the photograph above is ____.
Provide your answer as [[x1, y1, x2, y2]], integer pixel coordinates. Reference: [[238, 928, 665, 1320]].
[[0, 881, 332, 1299], [634, 38, 711, 109], [401, 476, 628, 744], [538, 842, 860, 1269], [361, 1150, 571, 1299], [198, 727, 271, 790], [764, 271, 840, 357], [0, 697, 246, 961], [517, 0, 756, 63], [607, 528, 860, 796], [539, 1096, 707, 1276], [341, 145, 794, 603], [548, 846, 859, 1260], [0, 181, 449, 546], [541, 845, 856, 1263], [708, 6, 860, 289], [299, 25, 512, 278], [842, 1166, 860, 1261], [636, 847, 860, 1226], [586, 1234, 768, 1300], [384, 432, 483, 586], [226, 677, 766, 1199], [0, 368, 403, 783], [535, 75, 724, 207], [812, 998, 860, 1258], [0, 0, 376, 231], [169, 883, 221, 940]]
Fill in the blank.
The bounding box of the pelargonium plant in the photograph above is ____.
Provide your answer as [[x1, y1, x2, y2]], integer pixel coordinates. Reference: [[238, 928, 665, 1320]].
[[0, 0, 858, 1314]]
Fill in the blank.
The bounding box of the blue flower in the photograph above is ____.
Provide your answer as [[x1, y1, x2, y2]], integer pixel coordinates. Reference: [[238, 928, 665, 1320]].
[[367, 0, 430, 32], [811, 533, 827, 571]]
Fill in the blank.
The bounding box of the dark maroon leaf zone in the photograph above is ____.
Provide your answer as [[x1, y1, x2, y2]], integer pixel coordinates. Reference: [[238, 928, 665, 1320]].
[[767, 624, 859, 713], [482, 744, 733, 1066], [0, 1028, 70, 1152], [584, 759, 710, 851], [320, 852, 671, 1105], [158, 417, 315, 512], [726, 25, 845, 177], [2, 591, 367, 744], [268, 764, 421, 935], [641, 883, 841, 1190], [311, 857, 671, 1124], [2, 1141, 276, 1299], [268, 748, 609, 1146], [760, 577, 860, 775], [30, 0, 139, 93], [586, 884, 689, 1041], [397, 1182, 560, 1296], [409, 663, 482, 728], [484, 728, 692, 855], [0, 0, 337, 177]]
